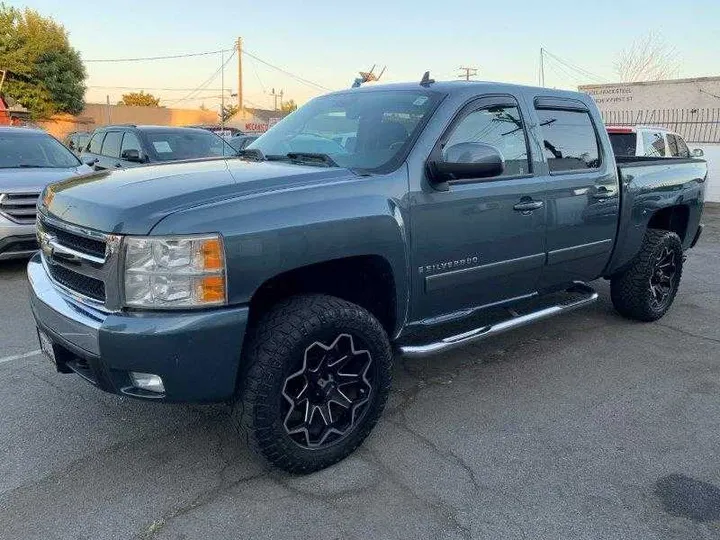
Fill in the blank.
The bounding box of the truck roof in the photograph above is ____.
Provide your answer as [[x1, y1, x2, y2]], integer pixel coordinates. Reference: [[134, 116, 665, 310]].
[[332, 79, 591, 101]]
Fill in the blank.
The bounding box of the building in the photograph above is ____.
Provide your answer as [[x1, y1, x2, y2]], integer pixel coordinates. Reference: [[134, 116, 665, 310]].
[[579, 77, 720, 202], [0, 94, 30, 125], [226, 108, 288, 134]]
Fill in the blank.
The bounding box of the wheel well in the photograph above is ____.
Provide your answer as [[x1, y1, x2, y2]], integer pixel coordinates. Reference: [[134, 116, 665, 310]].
[[647, 205, 690, 242], [248, 256, 397, 335]]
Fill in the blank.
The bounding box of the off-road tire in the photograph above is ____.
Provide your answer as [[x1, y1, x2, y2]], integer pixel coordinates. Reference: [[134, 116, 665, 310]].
[[232, 294, 392, 474], [610, 229, 683, 322]]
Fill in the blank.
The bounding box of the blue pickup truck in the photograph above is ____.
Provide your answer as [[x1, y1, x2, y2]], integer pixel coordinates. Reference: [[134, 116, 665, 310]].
[[28, 77, 707, 473]]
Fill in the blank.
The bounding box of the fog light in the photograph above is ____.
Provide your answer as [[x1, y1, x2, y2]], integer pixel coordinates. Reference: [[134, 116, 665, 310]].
[[130, 372, 165, 393]]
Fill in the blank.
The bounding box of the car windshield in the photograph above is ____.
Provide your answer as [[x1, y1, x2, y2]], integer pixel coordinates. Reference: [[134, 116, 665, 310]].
[[0, 130, 81, 169], [144, 129, 236, 161], [248, 90, 442, 171]]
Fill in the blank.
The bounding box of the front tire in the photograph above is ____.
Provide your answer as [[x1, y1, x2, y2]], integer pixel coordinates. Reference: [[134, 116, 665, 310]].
[[233, 294, 392, 474], [610, 229, 683, 322]]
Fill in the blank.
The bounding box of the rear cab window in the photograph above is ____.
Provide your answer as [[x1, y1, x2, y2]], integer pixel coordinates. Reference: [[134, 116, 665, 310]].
[[608, 131, 637, 157], [535, 104, 601, 173]]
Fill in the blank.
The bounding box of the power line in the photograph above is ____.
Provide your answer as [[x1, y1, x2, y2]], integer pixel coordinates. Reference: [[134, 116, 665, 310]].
[[84, 48, 232, 63], [242, 49, 330, 91], [87, 85, 226, 91], [542, 49, 607, 83], [165, 49, 237, 106]]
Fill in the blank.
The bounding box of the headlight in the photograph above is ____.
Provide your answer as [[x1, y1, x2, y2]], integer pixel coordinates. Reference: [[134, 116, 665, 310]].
[[123, 234, 226, 309]]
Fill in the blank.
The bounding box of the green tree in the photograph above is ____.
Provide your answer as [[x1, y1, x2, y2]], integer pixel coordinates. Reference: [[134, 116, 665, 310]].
[[118, 91, 161, 107], [281, 99, 297, 113], [221, 104, 239, 121], [0, 4, 86, 118]]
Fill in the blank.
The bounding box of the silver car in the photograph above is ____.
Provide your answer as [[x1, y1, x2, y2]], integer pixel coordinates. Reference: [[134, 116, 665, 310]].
[[0, 127, 93, 260]]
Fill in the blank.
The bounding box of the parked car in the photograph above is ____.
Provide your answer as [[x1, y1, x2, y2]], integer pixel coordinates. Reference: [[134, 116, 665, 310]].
[[228, 134, 259, 152], [80, 125, 236, 170], [62, 131, 91, 156], [607, 125, 704, 159], [29, 79, 707, 473], [185, 124, 244, 140], [0, 127, 92, 260]]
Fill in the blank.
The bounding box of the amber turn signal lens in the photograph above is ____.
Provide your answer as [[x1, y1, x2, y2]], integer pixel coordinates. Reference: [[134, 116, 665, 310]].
[[200, 238, 224, 271], [198, 275, 225, 303]]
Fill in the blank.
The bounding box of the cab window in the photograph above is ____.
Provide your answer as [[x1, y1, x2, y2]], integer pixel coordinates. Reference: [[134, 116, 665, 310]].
[[444, 105, 530, 177]]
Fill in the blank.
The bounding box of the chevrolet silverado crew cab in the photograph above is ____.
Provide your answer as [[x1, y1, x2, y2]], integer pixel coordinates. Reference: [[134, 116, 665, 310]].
[[29, 78, 707, 473]]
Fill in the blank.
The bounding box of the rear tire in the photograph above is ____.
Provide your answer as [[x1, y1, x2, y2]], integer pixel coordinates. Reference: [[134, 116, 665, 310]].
[[610, 229, 683, 322], [232, 294, 392, 474]]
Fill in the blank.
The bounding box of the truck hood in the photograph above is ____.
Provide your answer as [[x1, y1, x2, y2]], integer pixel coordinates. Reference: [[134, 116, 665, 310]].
[[44, 159, 356, 234], [1, 165, 93, 193]]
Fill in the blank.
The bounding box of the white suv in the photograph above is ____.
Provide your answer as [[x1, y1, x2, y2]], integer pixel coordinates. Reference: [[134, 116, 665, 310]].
[[607, 126, 703, 159]]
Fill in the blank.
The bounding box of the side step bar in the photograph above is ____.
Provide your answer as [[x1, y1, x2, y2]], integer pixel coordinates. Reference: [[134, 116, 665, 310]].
[[398, 283, 598, 358]]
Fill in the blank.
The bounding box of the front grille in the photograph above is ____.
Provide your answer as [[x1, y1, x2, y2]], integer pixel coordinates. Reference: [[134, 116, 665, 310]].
[[48, 264, 106, 302], [0, 192, 40, 223], [42, 222, 106, 259]]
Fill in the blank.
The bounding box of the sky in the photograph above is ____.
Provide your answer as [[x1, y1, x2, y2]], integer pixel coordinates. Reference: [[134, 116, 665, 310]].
[[12, 0, 720, 113]]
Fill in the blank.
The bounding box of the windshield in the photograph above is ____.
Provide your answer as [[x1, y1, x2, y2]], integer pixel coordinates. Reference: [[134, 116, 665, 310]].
[[144, 130, 236, 161], [0, 131, 81, 169], [248, 90, 442, 171]]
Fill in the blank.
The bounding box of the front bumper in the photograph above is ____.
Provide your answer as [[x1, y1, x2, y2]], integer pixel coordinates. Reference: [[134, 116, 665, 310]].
[[0, 218, 37, 260], [28, 253, 249, 402]]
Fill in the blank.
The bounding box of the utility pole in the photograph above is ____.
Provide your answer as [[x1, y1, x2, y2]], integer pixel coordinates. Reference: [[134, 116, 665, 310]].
[[236, 37, 243, 113], [458, 66, 478, 81], [221, 48, 225, 129], [106, 95, 111, 124], [270, 88, 283, 111], [539, 47, 545, 87], [0, 70, 6, 93]]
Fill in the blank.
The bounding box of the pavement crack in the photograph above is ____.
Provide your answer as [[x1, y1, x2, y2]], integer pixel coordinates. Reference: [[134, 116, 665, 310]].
[[655, 322, 720, 345], [136, 471, 269, 539], [359, 446, 472, 539]]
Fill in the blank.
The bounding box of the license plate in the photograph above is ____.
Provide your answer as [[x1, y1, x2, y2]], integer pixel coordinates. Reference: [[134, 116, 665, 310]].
[[37, 329, 56, 365]]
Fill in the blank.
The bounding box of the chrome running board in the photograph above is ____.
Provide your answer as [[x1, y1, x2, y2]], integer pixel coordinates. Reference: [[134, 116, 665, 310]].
[[398, 283, 598, 358]]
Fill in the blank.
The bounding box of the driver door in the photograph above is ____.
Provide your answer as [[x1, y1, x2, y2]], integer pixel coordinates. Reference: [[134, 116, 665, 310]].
[[410, 95, 547, 320]]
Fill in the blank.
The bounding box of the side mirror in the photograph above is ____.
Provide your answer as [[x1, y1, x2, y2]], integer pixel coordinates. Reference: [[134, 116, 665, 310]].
[[692, 148, 704, 158], [121, 149, 143, 163], [428, 142, 504, 182], [83, 157, 99, 167]]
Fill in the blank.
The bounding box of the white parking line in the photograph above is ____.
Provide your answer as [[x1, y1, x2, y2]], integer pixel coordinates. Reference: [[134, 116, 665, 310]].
[[0, 350, 41, 365]]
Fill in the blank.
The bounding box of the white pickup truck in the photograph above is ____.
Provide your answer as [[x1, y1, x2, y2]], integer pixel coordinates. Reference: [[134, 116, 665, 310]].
[[607, 125, 704, 159]]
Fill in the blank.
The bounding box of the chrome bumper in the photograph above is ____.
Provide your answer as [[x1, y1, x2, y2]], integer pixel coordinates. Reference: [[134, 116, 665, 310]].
[[27, 253, 105, 356], [0, 219, 37, 260]]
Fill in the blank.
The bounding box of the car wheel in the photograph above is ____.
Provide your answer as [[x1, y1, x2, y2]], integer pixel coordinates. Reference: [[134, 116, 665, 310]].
[[610, 229, 683, 322], [233, 294, 392, 474]]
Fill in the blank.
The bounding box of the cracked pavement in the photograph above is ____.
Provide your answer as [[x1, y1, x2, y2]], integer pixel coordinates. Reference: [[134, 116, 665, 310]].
[[1, 204, 719, 540]]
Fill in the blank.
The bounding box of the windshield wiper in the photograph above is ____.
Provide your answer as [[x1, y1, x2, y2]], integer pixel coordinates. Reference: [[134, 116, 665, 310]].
[[285, 152, 339, 167], [237, 148, 266, 162]]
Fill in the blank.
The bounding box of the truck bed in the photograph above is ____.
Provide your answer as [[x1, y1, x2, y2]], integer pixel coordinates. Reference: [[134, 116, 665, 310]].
[[606, 156, 707, 274]]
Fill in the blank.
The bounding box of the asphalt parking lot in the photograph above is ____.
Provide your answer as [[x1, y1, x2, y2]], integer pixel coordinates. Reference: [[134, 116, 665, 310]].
[[1, 205, 719, 540]]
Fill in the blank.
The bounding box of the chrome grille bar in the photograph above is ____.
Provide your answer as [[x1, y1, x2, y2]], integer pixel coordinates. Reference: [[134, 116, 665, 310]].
[[0, 192, 40, 224]]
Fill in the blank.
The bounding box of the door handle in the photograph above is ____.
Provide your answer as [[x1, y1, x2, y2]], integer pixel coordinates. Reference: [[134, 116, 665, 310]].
[[513, 200, 544, 212], [593, 186, 617, 199]]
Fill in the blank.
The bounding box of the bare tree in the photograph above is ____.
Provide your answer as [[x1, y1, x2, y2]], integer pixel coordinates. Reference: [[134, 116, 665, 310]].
[[614, 32, 679, 83]]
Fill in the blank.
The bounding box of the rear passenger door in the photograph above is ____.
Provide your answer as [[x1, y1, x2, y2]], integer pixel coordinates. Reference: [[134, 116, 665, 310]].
[[532, 98, 619, 288]]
